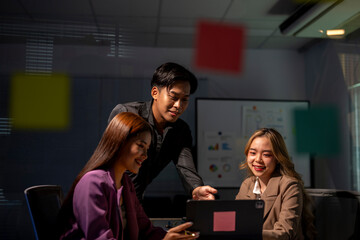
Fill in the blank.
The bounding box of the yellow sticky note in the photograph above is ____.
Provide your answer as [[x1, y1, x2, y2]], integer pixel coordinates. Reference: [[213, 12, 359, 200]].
[[10, 73, 70, 130]]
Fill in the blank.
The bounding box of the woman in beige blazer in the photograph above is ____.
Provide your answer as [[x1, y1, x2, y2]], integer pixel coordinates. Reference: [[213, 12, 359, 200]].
[[235, 128, 316, 240]]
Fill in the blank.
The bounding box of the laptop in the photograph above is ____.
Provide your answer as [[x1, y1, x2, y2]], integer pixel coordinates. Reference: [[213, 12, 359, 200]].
[[186, 199, 264, 240]]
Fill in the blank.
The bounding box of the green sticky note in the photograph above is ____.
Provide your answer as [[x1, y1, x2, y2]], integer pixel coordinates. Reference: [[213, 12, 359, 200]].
[[10, 73, 70, 130], [294, 105, 340, 156]]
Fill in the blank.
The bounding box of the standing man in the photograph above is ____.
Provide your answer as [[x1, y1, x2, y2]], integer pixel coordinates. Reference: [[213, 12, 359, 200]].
[[108, 62, 217, 201]]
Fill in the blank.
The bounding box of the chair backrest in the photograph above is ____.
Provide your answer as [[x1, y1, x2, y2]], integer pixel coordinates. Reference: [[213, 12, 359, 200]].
[[306, 188, 360, 240], [24, 185, 63, 240]]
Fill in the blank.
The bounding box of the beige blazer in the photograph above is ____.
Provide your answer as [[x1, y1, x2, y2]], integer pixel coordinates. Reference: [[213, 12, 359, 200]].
[[236, 174, 304, 240]]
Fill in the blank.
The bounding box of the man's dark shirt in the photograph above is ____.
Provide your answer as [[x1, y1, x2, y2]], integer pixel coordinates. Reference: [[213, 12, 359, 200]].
[[108, 100, 204, 201]]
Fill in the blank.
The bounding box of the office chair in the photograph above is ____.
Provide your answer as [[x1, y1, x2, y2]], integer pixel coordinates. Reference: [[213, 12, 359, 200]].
[[24, 185, 63, 240], [306, 188, 360, 240]]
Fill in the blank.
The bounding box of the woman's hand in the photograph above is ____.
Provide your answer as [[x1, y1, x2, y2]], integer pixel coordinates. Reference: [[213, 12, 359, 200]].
[[192, 186, 218, 200], [163, 222, 199, 240]]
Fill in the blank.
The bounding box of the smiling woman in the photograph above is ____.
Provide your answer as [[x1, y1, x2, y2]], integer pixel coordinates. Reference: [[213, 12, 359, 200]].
[[57, 112, 199, 240], [236, 128, 316, 240], [113, 130, 151, 188]]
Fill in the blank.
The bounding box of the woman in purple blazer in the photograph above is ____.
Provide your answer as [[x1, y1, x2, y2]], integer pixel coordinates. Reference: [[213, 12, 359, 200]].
[[235, 128, 316, 240], [58, 112, 198, 240]]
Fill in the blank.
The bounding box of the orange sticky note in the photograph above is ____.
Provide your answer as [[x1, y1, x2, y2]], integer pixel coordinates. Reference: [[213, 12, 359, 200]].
[[194, 20, 245, 74], [213, 211, 236, 232]]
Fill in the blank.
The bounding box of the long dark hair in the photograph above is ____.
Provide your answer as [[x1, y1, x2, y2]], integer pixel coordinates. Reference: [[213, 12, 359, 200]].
[[240, 128, 316, 239], [57, 112, 151, 234]]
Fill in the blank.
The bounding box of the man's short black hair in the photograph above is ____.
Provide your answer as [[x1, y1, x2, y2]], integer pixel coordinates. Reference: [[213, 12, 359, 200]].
[[151, 62, 198, 94]]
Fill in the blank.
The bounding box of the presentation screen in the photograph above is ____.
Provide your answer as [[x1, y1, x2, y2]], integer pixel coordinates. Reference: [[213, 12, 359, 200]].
[[196, 98, 311, 188]]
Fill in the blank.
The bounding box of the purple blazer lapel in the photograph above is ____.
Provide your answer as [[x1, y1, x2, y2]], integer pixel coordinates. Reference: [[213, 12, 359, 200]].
[[122, 174, 139, 240], [108, 169, 121, 239]]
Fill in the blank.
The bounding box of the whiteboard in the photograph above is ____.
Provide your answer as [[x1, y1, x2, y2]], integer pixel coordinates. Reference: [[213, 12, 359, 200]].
[[196, 98, 311, 188]]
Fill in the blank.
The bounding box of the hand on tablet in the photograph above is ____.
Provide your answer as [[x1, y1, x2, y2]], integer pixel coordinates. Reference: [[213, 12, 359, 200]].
[[163, 222, 199, 239], [192, 185, 218, 200]]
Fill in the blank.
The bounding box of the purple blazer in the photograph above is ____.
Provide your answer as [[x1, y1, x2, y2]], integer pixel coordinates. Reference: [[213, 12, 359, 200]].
[[61, 169, 166, 240]]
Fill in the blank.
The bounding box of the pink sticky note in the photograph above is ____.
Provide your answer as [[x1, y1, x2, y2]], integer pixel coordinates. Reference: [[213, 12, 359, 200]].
[[213, 211, 236, 232], [194, 20, 245, 74]]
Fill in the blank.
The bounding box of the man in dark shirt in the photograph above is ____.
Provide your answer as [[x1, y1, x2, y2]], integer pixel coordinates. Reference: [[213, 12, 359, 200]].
[[108, 62, 217, 201]]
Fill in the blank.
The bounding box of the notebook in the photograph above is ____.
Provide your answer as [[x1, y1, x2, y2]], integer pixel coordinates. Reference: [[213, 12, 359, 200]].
[[186, 199, 264, 240]]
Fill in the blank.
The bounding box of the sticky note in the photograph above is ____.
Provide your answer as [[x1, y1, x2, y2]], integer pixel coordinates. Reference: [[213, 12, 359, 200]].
[[10, 73, 70, 130], [294, 105, 340, 156], [213, 211, 236, 232], [194, 20, 245, 74]]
